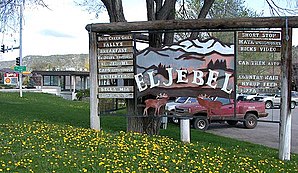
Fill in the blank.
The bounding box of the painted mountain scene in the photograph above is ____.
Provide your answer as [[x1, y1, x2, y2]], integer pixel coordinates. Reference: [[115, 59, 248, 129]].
[[135, 37, 235, 98]]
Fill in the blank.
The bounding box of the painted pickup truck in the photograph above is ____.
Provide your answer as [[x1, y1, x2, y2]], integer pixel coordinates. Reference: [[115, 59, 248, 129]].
[[175, 97, 268, 130]]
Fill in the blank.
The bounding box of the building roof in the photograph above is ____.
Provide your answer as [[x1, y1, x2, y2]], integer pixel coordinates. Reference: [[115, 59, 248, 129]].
[[32, 70, 89, 77]]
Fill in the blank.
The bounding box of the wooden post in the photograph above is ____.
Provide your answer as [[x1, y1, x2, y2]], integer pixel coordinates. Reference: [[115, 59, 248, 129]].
[[89, 31, 100, 130], [279, 24, 292, 160], [180, 118, 190, 143], [71, 75, 76, 100]]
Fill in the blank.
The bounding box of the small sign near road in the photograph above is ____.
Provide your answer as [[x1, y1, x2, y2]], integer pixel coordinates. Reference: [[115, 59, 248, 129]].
[[14, 66, 26, 72]]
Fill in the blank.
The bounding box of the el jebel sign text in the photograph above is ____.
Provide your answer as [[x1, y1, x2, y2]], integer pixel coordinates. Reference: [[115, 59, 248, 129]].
[[134, 37, 235, 98], [97, 35, 235, 99], [97, 34, 134, 98]]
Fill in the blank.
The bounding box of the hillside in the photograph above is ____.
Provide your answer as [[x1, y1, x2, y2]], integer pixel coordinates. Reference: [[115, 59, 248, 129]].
[[0, 46, 297, 72], [0, 54, 89, 71]]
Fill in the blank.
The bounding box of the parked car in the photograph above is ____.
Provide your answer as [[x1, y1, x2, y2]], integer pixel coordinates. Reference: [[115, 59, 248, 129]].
[[259, 91, 298, 109], [165, 97, 197, 123], [237, 93, 264, 101], [175, 97, 268, 130]]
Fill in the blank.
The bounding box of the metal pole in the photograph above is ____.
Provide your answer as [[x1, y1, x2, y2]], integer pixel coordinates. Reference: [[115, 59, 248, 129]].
[[19, 1, 23, 97]]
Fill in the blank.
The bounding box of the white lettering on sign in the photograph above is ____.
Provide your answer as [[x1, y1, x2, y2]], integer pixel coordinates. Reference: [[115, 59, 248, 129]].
[[259, 47, 277, 52], [98, 35, 132, 41], [238, 60, 281, 66], [241, 32, 260, 38], [240, 46, 257, 52], [134, 68, 233, 94], [238, 39, 281, 46], [99, 60, 133, 67], [260, 33, 278, 38], [240, 81, 279, 87], [103, 42, 123, 47], [99, 47, 133, 54], [99, 86, 134, 92], [99, 79, 117, 86], [239, 46, 280, 52], [99, 73, 134, 79], [238, 31, 281, 39], [238, 75, 279, 81], [98, 54, 133, 60], [98, 93, 134, 98], [99, 66, 134, 73], [240, 81, 261, 87]]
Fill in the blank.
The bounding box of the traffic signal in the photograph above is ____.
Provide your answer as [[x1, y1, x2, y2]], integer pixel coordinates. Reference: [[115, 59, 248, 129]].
[[16, 57, 20, 66], [1, 45, 4, 53]]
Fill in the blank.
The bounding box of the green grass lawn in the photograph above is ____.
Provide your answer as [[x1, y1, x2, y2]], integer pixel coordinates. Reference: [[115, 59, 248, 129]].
[[0, 92, 298, 172]]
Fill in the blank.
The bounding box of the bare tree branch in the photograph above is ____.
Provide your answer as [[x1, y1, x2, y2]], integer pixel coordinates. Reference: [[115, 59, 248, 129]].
[[266, 0, 298, 16], [1, 0, 48, 34]]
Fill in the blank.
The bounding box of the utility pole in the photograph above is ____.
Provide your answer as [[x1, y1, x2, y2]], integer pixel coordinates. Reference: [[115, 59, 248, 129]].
[[18, 1, 23, 97]]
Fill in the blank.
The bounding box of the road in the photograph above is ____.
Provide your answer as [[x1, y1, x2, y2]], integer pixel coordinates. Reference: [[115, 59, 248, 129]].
[[207, 108, 298, 154]]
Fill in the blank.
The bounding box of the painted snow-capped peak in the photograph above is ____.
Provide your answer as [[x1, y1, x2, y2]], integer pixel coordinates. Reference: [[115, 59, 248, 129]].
[[163, 37, 234, 55]]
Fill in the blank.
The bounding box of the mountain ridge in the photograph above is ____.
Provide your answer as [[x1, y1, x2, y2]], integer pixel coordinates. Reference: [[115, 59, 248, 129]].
[[0, 54, 89, 71]]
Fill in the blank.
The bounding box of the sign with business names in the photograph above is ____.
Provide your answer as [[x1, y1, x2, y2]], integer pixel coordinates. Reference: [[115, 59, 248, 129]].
[[97, 34, 134, 98], [4, 72, 18, 85], [238, 31, 281, 52], [237, 30, 281, 93]]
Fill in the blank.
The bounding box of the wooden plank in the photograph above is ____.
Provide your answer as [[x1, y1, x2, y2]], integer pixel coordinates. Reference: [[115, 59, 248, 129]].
[[238, 46, 281, 52], [98, 54, 133, 60], [238, 39, 281, 46], [99, 66, 134, 73], [99, 73, 134, 79], [98, 40, 133, 48], [99, 86, 134, 92], [99, 60, 133, 67], [237, 74, 280, 81], [238, 87, 279, 94], [237, 60, 281, 66], [98, 92, 134, 98], [238, 81, 280, 87], [98, 47, 133, 54], [86, 17, 298, 33], [98, 34, 132, 41], [238, 31, 281, 39]]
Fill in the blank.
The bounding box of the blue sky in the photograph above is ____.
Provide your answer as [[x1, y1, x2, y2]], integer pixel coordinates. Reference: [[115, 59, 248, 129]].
[[0, 0, 297, 61]]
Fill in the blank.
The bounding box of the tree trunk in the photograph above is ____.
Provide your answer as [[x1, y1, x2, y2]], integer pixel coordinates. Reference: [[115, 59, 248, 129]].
[[102, 0, 126, 22], [147, 0, 163, 48], [127, 100, 144, 133], [190, 0, 215, 39]]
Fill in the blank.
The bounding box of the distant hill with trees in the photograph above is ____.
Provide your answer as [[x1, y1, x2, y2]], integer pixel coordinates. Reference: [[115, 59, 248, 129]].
[[0, 54, 89, 71]]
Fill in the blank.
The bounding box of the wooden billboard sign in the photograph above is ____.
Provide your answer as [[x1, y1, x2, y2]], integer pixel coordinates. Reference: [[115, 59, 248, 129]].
[[97, 34, 134, 99], [237, 30, 281, 93]]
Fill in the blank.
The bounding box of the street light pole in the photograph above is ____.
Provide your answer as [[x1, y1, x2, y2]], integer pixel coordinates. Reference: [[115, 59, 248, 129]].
[[19, 1, 23, 97]]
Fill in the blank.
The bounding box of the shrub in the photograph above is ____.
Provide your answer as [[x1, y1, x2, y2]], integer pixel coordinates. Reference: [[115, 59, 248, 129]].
[[75, 89, 90, 101]]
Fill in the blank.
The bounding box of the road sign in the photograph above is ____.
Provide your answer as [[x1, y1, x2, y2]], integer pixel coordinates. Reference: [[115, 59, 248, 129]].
[[14, 66, 26, 72]]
